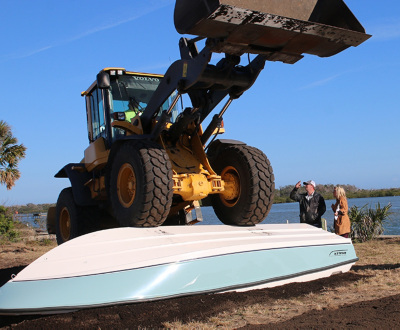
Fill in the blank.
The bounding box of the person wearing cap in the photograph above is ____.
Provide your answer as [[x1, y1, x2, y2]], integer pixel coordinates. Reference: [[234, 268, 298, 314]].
[[290, 180, 326, 228]]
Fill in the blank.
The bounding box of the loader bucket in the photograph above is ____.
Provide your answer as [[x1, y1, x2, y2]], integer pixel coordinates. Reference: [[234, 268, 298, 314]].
[[174, 0, 371, 62]]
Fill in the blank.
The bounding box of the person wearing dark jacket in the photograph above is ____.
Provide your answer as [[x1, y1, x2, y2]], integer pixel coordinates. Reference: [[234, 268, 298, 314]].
[[290, 180, 326, 228]]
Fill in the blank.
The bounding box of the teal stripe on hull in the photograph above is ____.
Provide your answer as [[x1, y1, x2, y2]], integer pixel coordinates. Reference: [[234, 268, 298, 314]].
[[0, 243, 357, 314]]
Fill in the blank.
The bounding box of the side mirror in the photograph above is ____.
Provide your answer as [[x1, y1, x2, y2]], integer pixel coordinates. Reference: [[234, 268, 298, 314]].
[[97, 72, 111, 89]]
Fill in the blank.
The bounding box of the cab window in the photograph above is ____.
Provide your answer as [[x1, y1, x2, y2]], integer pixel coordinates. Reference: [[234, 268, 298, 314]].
[[108, 74, 179, 141], [109, 74, 161, 120], [89, 88, 105, 141]]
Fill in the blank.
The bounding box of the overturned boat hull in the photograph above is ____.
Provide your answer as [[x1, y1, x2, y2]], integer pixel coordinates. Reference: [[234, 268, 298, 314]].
[[0, 224, 357, 315]]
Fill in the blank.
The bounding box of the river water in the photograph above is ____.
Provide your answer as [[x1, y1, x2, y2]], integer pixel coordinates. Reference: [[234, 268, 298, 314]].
[[16, 196, 400, 235], [199, 196, 400, 235]]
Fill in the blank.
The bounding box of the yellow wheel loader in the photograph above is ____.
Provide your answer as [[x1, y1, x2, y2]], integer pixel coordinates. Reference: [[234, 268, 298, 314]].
[[47, 0, 370, 244]]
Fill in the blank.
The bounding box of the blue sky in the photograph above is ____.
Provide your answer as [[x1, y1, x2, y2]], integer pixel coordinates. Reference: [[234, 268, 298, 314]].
[[1, 0, 399, 205]]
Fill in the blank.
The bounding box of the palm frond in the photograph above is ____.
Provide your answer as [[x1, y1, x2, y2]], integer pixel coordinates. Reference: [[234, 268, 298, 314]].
[[0, 120, 26, 190]]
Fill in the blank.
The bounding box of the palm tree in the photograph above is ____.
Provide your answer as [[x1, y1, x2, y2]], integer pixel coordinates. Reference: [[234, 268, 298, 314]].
[[0, 120, 26, 190]]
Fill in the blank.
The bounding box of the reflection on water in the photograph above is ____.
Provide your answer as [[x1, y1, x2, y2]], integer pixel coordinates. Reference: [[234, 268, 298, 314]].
[[13, 213, 47, 230], [199, 196, 400, 235]]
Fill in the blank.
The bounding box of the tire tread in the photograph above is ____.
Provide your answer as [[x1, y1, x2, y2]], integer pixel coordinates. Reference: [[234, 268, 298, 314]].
[[211, 145, 275, 226], [109, 140, 173, 227]]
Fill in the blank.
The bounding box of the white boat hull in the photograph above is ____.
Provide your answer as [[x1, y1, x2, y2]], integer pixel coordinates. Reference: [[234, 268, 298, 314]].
[[0, 224, 358, 315]]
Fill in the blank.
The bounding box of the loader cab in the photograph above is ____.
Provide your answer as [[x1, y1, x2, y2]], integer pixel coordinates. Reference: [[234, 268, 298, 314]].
[[83, 68, 178, 147]]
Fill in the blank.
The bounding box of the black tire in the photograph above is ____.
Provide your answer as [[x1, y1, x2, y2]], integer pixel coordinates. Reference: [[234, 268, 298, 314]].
[[109, 140, 173, 227], [55, 188, 100, 245], [210, 145, 275, 226]]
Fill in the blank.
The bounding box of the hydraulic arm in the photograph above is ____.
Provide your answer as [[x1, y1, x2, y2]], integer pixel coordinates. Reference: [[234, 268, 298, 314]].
[[141, 0, 370, 141]]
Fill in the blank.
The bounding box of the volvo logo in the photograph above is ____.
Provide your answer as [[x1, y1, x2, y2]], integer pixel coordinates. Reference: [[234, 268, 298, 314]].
[[329, 250, 347, 257], [132, 76, 160, 82]]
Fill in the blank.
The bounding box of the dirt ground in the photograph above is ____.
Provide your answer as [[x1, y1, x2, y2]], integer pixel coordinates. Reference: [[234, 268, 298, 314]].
[[1, 230, 400, 329]]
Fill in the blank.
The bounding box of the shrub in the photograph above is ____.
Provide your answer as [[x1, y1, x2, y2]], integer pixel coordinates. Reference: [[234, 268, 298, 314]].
[[350, 202, 392, 242], [33, 217, 47, 231], [0, 205, 20, 241]]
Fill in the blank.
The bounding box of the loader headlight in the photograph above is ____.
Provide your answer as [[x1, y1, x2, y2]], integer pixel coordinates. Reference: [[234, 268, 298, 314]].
[[111, 112, 126, 121], [109, 69, 124, 76]]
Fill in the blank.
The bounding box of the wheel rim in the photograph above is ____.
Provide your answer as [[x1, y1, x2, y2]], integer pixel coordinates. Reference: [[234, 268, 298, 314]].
[[59, 206, 71, 241], [220, 166, 241, 207], [117, 163, 136, 208]]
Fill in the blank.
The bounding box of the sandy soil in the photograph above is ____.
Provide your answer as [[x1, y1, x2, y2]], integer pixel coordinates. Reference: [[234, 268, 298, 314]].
[[1, 230, 400, 329]]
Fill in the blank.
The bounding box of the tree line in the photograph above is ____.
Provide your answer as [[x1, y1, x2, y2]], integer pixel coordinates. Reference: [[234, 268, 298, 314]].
[[9, 203, 56, 215]]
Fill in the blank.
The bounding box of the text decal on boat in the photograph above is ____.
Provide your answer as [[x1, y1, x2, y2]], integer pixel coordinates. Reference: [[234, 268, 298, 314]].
[[329, 250, 348, 257]]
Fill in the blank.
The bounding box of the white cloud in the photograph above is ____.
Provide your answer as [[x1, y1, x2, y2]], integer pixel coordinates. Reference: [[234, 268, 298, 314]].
[[0, 46, 52, 63], [298, 73, 343, 90], [140, 61, 174, 72], [66, 2, 172, 43], [367, 18, 400, 41], [1, 0, 174, 63], [297, 62, 381, 90], [20, 46, 53, 58]]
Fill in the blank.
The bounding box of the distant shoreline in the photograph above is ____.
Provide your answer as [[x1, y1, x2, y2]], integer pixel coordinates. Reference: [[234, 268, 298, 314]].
[[5, 188, 400, 213]]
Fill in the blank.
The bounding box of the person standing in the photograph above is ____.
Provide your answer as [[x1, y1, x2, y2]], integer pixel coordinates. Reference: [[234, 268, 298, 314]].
[[331, 185, 351, 238], [290, 180, 326, 228]]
